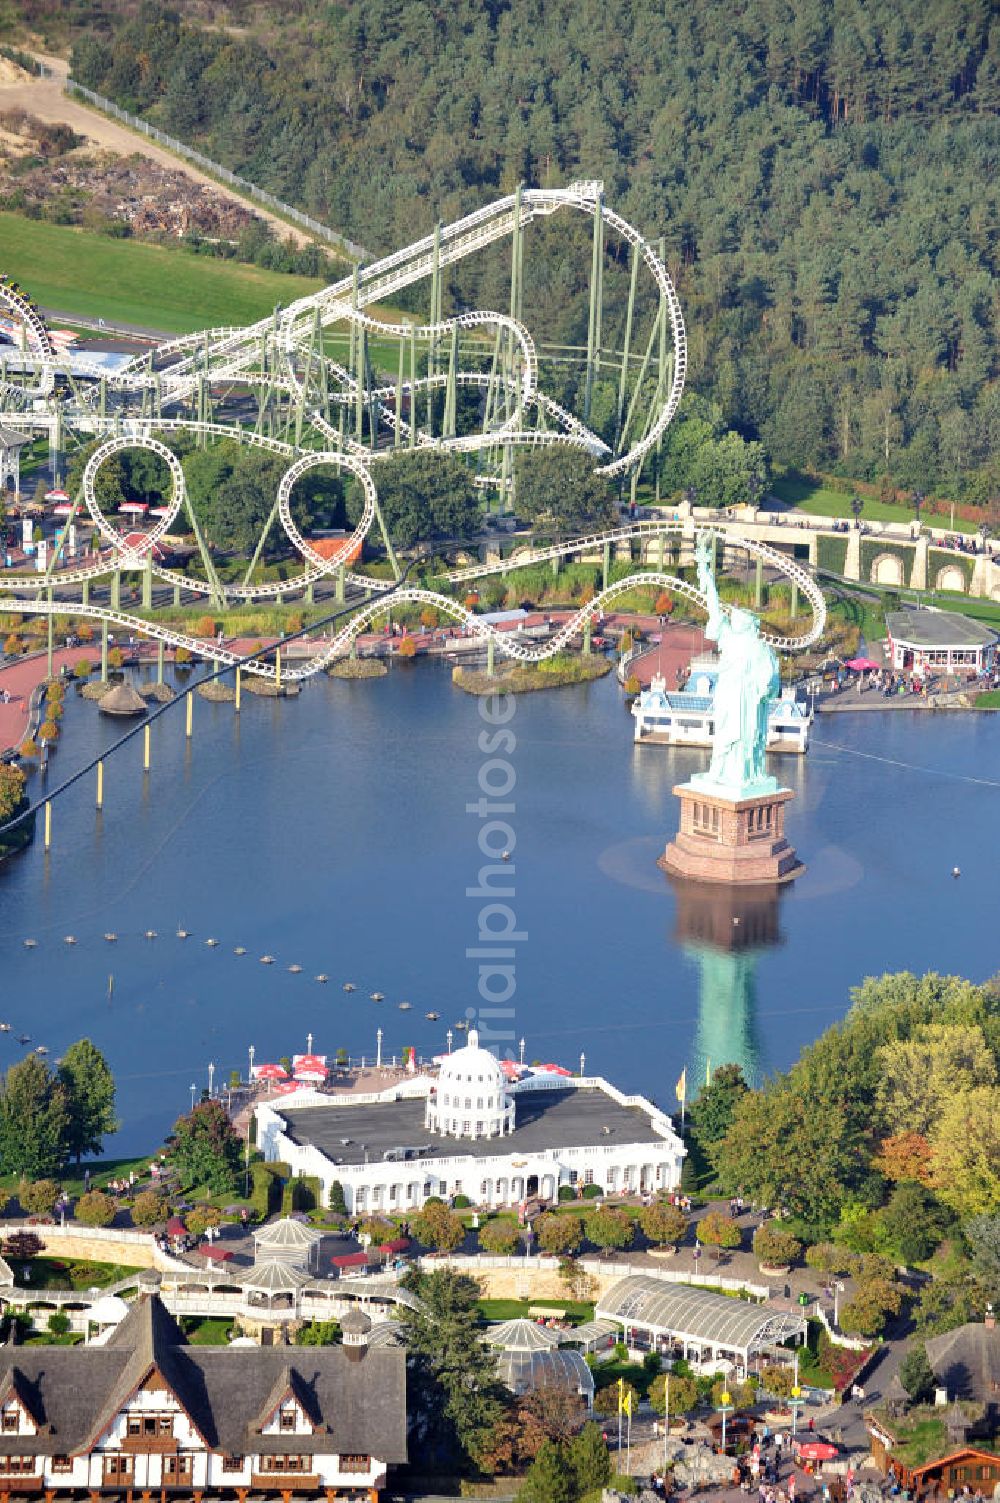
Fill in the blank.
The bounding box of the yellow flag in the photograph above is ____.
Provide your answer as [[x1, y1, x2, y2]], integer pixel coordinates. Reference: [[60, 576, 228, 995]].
[[617, 1377, 626, 1415], [675, 1067, 687, 1103], [623, 1389, 634, 1418]]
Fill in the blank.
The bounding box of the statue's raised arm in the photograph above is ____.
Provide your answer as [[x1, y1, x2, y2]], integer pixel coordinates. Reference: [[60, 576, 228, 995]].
[[695, 533, 723, 641]]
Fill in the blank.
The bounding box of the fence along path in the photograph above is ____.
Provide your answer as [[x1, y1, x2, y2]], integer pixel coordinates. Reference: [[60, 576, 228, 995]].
[[64, 77, 366, 261]]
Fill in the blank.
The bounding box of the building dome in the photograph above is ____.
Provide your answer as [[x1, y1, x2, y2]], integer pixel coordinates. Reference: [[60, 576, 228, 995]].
[[425, 1029, 515, 1140]]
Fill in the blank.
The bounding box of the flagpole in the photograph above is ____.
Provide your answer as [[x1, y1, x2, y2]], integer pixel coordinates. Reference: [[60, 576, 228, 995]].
[[626, 1399, 632, 1475], [663, 1370, 670, 1475], [617, 1376, 623, 1461]]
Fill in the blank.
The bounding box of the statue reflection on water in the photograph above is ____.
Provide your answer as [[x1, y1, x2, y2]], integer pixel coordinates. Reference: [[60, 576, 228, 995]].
[[666, 877, 787, 1088]]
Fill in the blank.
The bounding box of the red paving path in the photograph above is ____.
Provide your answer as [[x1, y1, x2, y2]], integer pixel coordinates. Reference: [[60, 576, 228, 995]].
[[0, 647, 99, 753]]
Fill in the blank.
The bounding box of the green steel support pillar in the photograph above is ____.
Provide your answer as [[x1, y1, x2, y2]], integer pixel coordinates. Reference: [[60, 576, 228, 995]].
[[157, 640, 164, 685], [99, 377, 107, 421], [510, 183, 523, 326], [395, 339, 404, 449], [306, 580, 315, 604], [82, 578, 90, 607], [409, 324, 417, 448], [791, 580, 799, 619], [443, 325, 458, 438], [615, 245, 639, 451], [428, 222, 441, 432], [142, 555, 152, 609], [658, 535, 666, 569], [602, 541, 611, 591], [101, 620, 108, 680], [551, 553, 561, 578], [110, 569, 121, 611], [173, 583, 181, 608], [755, 558, 763, 609], [584, 193, 604, 421], [355, 329, 366, 441], [349, 633, 358, 662], [336, 565, 345, 604], [46, 602, 53, 680]]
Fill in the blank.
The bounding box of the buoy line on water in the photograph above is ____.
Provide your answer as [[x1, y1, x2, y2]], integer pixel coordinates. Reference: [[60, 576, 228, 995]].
[[810, 735, 1000, 790]]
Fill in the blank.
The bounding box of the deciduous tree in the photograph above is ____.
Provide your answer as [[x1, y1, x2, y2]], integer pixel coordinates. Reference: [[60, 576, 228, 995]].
[[58, 1039, 120, 1163]]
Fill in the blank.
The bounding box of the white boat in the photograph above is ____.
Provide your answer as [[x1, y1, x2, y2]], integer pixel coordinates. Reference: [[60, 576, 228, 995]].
[[631, 662, 812, 754]]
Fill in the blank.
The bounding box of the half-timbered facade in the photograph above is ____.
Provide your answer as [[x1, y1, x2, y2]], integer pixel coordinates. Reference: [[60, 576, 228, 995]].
[[0, 1295, 406, 1501]]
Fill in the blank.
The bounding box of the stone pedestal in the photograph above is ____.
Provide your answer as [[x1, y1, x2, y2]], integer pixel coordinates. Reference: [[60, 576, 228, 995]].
[[660, 782, 803, 885]]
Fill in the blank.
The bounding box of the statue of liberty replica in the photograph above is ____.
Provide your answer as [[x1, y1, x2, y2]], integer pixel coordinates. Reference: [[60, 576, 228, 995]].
[[660, 533, 803, 885]]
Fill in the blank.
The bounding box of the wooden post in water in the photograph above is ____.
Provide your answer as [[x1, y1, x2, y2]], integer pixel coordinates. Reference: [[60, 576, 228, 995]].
[[101, 621, 108, 681], [185, 693, 193, 740], [275, 648, 282, 694], [235, 667, 242, 714], [143, 724, 151, 773], [96, 759, 104, 810], [44, 801, 51, 852]]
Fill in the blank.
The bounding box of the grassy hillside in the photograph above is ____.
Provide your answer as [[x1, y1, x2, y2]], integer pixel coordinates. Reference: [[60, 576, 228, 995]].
[[0, 213, 323, 332]]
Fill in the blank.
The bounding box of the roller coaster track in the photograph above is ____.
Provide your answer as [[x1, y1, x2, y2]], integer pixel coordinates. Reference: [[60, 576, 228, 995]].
[[0, 184, 828, 675]]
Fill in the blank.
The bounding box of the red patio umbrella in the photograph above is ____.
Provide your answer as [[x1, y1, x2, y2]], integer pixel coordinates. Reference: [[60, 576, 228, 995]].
[[44, 488, 69, 502], [536, 1063, 573, 1077], [844, 657, 880, 672], [796, 1441, 838, 1462], [254, 1062, 288, 1080], [272, 1079, 307, 1094], [52, 503, 73, 517], [199, 1244, 233, 1263], [166, 1216, 187, 1237], [292, 1053, 328, 1081], [118, 502, 149, 515]]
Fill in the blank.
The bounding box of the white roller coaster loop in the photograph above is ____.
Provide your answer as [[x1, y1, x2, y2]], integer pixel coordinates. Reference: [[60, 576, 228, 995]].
[[81, 435, 185, 564], [0, 279, 56, 398]]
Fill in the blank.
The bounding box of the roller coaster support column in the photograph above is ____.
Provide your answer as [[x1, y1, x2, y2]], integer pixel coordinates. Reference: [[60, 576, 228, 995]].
[[173, 583, 181, 607], [791, 580, 799, 619], [584, 190, 604, 422], [603, 540, 611, 591], [142, 554, 152, 609], [615, 244, 639, 450], [409, 324, 417, 449], [99, 376, 107, 422], [583, 617, 592, 656], [82, 578, 89, 607], [428, 222, 442, 432], [157, 641, 164, 685], [443, 325, 458, 439], [486, 637, 495, 678], [96, 759, 103, 810], [755, 558, 763, 609], [335, 565, 345, 604], [51, 405, 63, 486], [185, 692, 193, 740], [111, 569, 121, 611], [395, 340, 404, 449], [355, 328, 366, 442], [306, 580, 315, 604], [510, 183, 524, 326], [655, 236, 667, 504], [100, 620, 108, 680]]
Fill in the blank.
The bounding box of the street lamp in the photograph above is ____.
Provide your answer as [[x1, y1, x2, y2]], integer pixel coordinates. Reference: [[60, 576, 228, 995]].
[[833, 1279, 845, 1329], [692, 1238, 702, 1275], [248, 1043, 255, 1084], [376, 1028, 383, 1069], [717, 1388, 733, 1454], [189, 1082, 196, 1112], [208, 1061, 215, 1098], [446, 1030, 453, 1055], [850, 494, 863, 529], [790, 1350, 804, 1438], [519, 1037, 525, 1066]]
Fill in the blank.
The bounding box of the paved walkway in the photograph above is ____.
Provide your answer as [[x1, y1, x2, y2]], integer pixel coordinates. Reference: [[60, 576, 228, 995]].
[[0, 646, 98, 752]]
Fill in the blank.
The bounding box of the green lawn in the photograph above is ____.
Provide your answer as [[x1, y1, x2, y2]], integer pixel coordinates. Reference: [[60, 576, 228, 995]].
[[476, 1298, 595, 1326], [771, 471, 978, 534], [0, 1155, 155, 1200], [12, 1257, 141, 1290], [182, 1317, 234, 1345], [0, 213, 323, 333]]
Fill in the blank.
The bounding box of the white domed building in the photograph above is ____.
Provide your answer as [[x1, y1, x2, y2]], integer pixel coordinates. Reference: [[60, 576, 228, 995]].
[[424, 1030, 515, 1140], [256, 1030, 685, 1215]]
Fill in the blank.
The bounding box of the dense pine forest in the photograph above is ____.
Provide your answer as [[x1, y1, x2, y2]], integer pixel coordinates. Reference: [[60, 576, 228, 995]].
[[16, 0, 1000, 500]]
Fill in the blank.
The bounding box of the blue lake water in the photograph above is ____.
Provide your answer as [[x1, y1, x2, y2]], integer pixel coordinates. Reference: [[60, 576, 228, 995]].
[[0, 662, 996, 1153]]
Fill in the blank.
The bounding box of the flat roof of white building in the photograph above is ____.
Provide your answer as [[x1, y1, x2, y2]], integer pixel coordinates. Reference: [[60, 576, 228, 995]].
[[886, 608, 996, 649], [276, 1085, 667, 1166]]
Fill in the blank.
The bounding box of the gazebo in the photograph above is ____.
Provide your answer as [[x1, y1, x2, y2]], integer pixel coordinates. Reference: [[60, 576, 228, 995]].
[[253, 1216, 324, 1272], [240, 1259, 311, 1309], [484, 1318, 560, 1351], [495, 1348, 596, 1410]]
